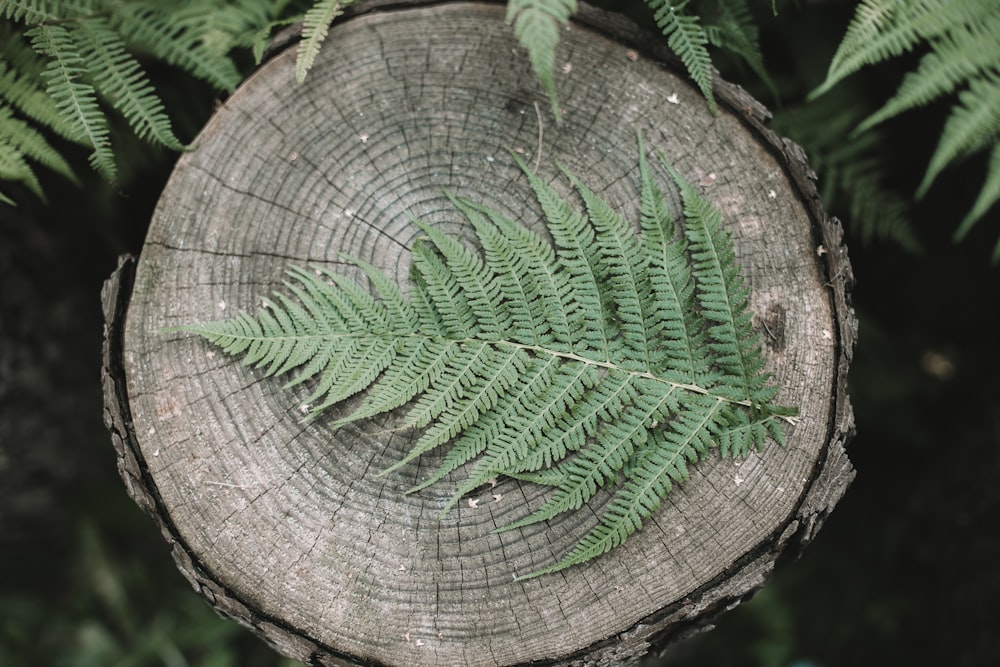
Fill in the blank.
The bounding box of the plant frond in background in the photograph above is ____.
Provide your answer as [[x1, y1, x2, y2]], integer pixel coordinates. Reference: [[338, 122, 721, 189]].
[[26, 21, 116, 178], [0, 0, 278, 201], [698, 0, 776, 99], [773, 84, 920, 254], [505, 0, 773, 119], [506, 0, 577, 120], [177, 144, 794, 579], [296, 0, 354, 83], [812, 0, 1000, 261], [646, 1, 716, 113]]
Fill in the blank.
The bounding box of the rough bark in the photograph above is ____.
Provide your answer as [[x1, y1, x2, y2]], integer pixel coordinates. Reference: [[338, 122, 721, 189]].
[[102, 2, 856, 665]]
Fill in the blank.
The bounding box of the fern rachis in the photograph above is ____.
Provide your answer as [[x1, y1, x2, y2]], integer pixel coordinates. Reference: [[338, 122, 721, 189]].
[[176, 143, 795, 579]]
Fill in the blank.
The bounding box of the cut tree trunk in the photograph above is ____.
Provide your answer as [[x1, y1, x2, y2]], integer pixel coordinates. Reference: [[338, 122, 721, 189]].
[[102, 2, 856, 665]]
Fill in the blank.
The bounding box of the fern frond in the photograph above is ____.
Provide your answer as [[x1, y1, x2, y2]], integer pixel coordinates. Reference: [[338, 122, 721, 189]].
[[26, 22, 114, 179], [167, 0, 274, 58], [112, 2, 242, 92], [179, 142, 793, 578], [72, 17, 185, 151], [812, 0, 950, 98], [0, 0, 95, 23], [662, 155, 770, 403], [0, 30, 83, 143], [772, 87, 920, 252], [646, 0, 717, 114], [953, 143, 1000, 262], [636, 135, 706, 384], [856, 13, 1000, 133], [0, 133, 42, 197], [701, 0, 776, 97], [506, 0, 576, 120], [918, 73, 1000, 198], [810, 0, 1000, 251], [296, 0, 351, 83], [0, 103, 76, 184]]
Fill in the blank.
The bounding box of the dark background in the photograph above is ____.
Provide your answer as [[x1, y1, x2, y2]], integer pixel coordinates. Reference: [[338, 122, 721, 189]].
[[2, 2, 998, 665]]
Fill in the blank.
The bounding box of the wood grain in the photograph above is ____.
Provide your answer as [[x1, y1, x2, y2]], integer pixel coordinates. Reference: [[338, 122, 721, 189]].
[[103, 3, 856, 665]]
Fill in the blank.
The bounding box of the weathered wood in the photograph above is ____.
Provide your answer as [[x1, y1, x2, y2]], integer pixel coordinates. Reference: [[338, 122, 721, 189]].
[[102, 2, 856, 665]]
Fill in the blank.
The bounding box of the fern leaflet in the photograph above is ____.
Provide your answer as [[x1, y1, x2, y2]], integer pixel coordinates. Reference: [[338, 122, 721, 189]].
[[813, 0, 1000, 259], [72, 17, 185, 151], [646, 0, 716, 114], [296, 0, 351, 83], [177, 143, 794, 579], [506, 0, 576, 120], [26, 22, 115, 179]]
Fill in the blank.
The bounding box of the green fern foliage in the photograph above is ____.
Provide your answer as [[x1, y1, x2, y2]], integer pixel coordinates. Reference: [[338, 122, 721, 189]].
[[813, 0, 1000, 261], [647, 0, 716, 114], [506, 0, 576, 119], [772, 85, 920, 253], [178, 143, 794, 579], [0, 0, 279, 201], [506, 0, 775, 118], [296, 0, 354, 83]]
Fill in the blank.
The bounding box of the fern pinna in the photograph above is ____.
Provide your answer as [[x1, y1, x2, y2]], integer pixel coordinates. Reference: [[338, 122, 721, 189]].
[[178, 142, 795, 579]]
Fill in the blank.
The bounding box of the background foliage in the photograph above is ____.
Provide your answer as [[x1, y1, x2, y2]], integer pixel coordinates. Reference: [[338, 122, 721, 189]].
[[2, 0, 998, 665]]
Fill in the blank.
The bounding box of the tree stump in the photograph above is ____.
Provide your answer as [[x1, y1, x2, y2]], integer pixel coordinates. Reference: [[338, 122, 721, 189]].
[[102, 2, 856, 665]]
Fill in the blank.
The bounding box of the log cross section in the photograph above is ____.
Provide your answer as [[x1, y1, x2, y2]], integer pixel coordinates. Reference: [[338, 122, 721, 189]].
[[102, 3, 856, 665]]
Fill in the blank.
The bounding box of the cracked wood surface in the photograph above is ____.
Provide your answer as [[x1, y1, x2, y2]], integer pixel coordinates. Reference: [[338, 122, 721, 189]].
[[102, 2, 856, 665]]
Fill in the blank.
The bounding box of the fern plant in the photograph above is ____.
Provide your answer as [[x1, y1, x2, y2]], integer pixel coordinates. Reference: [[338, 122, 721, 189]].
[[510, 0, 775, 117], [1, 0, 771, 203], [176, 142, 795, 579], [811, 0, 1000, 261], [0, 0, 354, 204]]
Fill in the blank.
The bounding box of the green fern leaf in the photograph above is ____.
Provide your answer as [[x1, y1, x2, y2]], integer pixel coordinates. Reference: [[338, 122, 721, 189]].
[[646, 0, 717, 114], [177, 142, 793, 578], [0, 29, 84, 144], [72, 17, 186, 151], [953, 142, 1000, 262], [809, 0, 1000, 252], [26, 22, 115, 179], [856, 12, 1000, 133], [0, 0, 95, 23], [112, 2, 242, 92], [296, 0, 351, 83], [0, 102, 76, 185], [811, 0, 950, 99], [702, 0, 776, 98], [506, 0, 576, 120], [918, 73, 1000, 198], [0, 133, 42, 197]]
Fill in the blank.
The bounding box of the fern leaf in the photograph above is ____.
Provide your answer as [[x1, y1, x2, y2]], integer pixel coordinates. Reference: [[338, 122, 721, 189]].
[[0, 0, 95, 23], [505, 0, 576, 120], [661, 155, 769, 403], [112, 2, 242, 92], [918, 73, 1000, 198], [0, 133, 42, 197], [296, 0, 350, 83], [636, 135, 706, 384], [953, 142, 1000, 262], [0, 25, 83, 143], [179, 142, 793, 578], [71, 17, 185, 151], [857, 13, 1000, 133], [518, 393, 725, 579], [702, 0, 776, 97], [26, 22, 114, 179], [646, 0, 717, 114], [812, 0, 949, 98], [514, 154, 612, 360], [0, 102, 76, 184]]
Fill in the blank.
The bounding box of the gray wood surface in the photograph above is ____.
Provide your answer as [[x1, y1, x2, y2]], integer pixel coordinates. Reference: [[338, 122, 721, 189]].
[[103, 3, 856, 665]]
